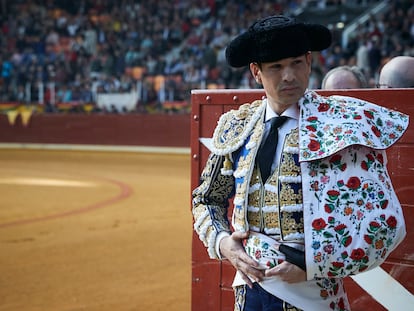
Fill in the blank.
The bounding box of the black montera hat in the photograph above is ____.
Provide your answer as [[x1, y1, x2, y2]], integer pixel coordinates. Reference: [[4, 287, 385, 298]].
[[225, 15, 332, 68]]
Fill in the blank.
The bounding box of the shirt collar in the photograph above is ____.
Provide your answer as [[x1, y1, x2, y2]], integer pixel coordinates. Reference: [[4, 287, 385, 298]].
[[264, 98, 299, 122]]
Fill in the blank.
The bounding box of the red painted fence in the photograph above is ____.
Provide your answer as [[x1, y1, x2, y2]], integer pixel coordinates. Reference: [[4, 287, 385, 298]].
[[0, 113, 190, 147]]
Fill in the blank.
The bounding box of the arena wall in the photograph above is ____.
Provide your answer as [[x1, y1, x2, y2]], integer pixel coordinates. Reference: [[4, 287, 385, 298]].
[[0, 113, 190, 148]]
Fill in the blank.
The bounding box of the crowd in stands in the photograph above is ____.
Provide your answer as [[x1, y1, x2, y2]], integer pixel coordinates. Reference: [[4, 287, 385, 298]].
[[0, 0, 413, 113]]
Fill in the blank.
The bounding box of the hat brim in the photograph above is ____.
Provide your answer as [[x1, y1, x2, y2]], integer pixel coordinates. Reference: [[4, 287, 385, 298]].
[[225, 17, 332, 68]]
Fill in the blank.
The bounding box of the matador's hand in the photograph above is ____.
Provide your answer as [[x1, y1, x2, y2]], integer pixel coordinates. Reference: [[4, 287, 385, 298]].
[[264, 244, 307, 284], [265, 261, 307, 284], [219, 231, 265, 288]]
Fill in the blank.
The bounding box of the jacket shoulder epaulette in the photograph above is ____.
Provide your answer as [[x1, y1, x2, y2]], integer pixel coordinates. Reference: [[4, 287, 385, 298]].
[[211, 100, 264, 155]]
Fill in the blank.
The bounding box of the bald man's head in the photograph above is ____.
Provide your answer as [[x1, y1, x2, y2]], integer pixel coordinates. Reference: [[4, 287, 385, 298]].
[[379, 56, 414, 88], [321, 66, 368, 89]]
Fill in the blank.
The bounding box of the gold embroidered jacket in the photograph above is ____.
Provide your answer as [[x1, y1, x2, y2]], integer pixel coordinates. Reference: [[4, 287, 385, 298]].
[[192, 90, 409, 281]]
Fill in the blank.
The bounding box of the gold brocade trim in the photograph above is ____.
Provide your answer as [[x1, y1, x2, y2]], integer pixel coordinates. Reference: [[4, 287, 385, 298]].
[[249, 119, 265, 147], [212, 100, 264, 155], [248, 190, 260, 208], [234, 200, 245, 220], [263, 212, 280, 230], [283, 301, 303, 311], [233, 211, 245, 229], [246, 129, 305, 239], [234, 285, 302, 311], [234, 151, 255, 177], [250, 166, 262, 185], [247, 210, 261, 229], [264, 185, 279, 206], [280, 213, 305, 235], [235, 182, 244, 199], [230, 112, 265, 231], [280, 183, 303, 206], [234, 285, 246, 311], [279, 153, 301, 177], [285, 127, 299, 148], [234, 176, 250, 228]]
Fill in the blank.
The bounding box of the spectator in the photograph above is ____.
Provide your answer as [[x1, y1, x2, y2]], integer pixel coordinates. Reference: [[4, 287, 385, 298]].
[[378, 56, 414, 88], [368, 38, 382, 79], [0, 0, 413, 113], [356, 39, 370, 78], [1, 53, 13, 94], [56, 84, 72, 102], [321, 65, 369, 89]]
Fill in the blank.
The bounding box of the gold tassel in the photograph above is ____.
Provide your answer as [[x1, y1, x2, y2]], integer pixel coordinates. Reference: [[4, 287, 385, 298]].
[[221, 154, 233, 176], [224, 155, 232, 170]]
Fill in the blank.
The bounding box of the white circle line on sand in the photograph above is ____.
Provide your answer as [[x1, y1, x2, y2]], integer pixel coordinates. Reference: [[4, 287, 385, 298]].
[[0, 177, 97, 187], [0, 176, 133, 229]]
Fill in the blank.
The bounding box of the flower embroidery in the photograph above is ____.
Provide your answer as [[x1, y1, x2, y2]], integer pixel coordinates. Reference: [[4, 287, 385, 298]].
[[345, 176, 361, 190], [312, 218, 327, 231], [363, 110, 375, 119], [323, 244, 334, 254], [318, 102, 330, 112], [299, 91, 408, 161], [305, 145, 403, 278], [386, 215, 397, 228], [371, 125, 381, 137], [306, 124, 317, 132], [308, 139, 321, 152], [350, 248, 366, 261], [334, 223, 347, 235]]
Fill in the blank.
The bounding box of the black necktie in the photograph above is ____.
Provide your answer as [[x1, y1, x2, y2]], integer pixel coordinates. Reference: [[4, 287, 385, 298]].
[[257, 116, 288, 181]]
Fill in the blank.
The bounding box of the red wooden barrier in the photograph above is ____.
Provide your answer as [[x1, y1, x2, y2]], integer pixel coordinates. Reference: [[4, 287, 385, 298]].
[[0, 113, 190, 147], [190, 89, 414, 311]]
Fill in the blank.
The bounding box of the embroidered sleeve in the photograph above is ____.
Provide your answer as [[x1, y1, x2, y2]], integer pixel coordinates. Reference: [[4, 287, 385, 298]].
[[192, 153, 235, 259], [302, 146, 406, 280]]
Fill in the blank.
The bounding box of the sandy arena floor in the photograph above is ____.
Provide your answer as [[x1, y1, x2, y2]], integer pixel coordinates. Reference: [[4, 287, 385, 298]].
[[0, 149, 192, 311]]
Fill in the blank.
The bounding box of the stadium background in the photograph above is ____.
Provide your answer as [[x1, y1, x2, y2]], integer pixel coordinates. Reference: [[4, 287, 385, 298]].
[[0, 0, 413, 310]]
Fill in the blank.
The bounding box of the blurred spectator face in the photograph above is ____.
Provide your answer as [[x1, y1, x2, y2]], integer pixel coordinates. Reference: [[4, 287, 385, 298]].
[[323, 70, 361, 89]]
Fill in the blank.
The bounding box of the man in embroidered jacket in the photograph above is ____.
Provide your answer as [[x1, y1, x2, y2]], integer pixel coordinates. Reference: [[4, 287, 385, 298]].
[[192, 15, 409, 311]]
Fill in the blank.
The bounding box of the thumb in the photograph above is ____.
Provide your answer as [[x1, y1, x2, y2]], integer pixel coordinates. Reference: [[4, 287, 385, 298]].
[[231, 230, 250, 241], [279, 244, 306, 271]]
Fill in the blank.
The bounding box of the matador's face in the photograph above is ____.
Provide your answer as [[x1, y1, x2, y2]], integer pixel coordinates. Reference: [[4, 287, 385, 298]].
[[250, 52, 312, 114]]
